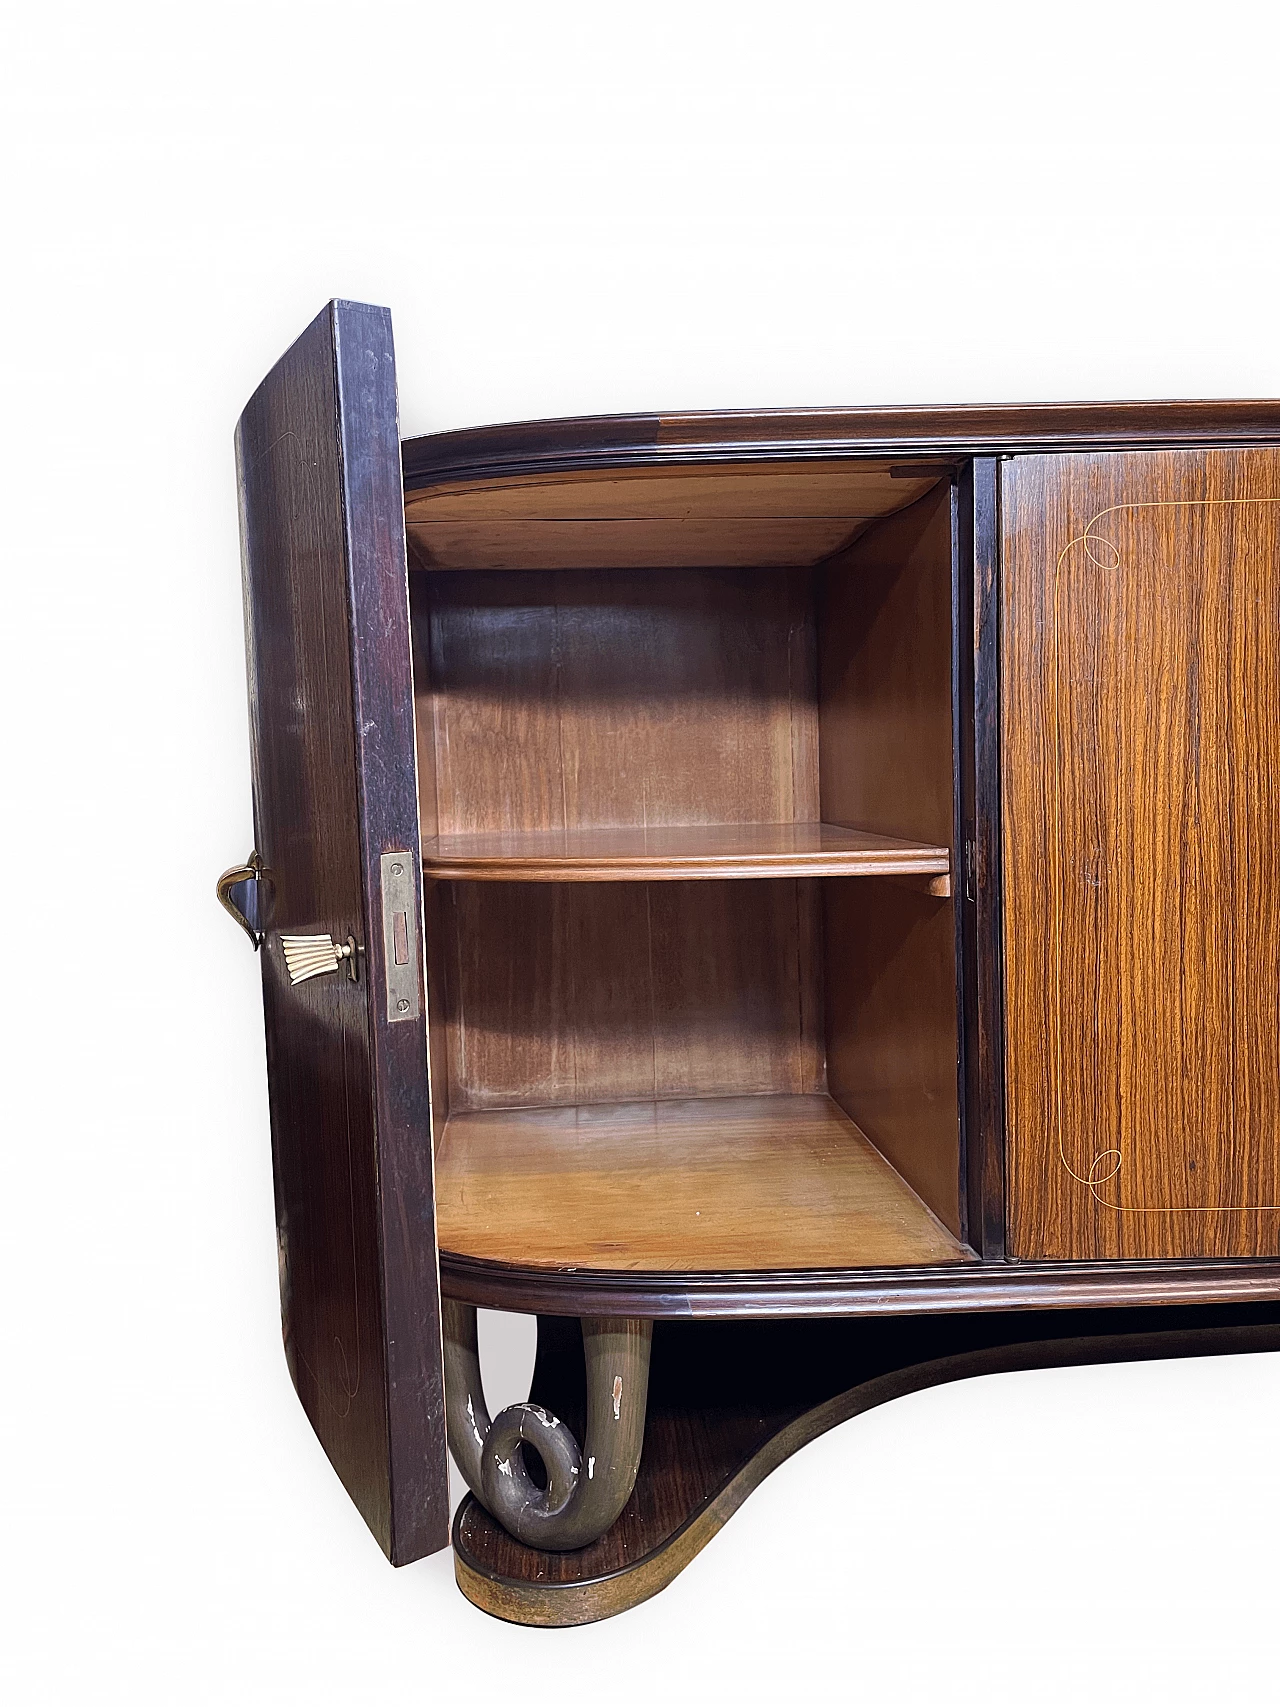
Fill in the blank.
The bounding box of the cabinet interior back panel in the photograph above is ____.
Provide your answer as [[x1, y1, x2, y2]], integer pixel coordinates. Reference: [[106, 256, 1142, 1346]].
[[1002, 449, 1280, 1260], [415, 567, 818, 835], [437, 878, 825, 1112]]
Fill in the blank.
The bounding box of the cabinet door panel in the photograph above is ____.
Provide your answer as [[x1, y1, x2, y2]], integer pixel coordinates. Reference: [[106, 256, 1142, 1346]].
[[1002, 450, 1280, 1259], [237, 300, 448, 1560]]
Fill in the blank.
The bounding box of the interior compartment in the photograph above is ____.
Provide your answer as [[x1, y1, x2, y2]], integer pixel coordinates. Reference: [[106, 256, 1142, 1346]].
[[406, 460, 969, 1271]]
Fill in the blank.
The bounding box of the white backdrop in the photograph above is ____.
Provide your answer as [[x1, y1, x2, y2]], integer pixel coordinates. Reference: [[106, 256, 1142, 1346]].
[[4, 4, 1280, 1702]]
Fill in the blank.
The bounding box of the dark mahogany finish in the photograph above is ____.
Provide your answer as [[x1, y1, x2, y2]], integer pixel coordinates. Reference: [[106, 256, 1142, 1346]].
[[958, 458, 1007, 1257], [402, 400, 1280, 491], [236, 300, 448, 1564], [438, 1250, 1280, 1318]]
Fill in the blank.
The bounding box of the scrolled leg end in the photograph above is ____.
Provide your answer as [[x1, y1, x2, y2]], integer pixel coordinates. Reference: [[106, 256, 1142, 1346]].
[[443, 1301, 652, 1551]]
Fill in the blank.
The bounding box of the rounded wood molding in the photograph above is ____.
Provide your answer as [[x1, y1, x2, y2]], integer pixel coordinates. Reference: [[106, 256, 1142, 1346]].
[[402, 402, 1280, 495], [438, 1249, 1280, 1319]]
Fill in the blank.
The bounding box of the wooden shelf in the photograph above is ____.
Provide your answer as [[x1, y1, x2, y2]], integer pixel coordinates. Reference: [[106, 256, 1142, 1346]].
[[421, 821, 951, 884], [434, 1094, 973, 1272]]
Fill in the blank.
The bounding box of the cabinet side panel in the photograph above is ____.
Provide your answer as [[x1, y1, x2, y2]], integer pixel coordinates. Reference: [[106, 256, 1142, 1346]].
[[825, 881, 961, 1236], [819, 483, 962, 1236], [408, 575, 451, 1143], [1003, 449, 1280, 1259], [819, 482, 956, 845]]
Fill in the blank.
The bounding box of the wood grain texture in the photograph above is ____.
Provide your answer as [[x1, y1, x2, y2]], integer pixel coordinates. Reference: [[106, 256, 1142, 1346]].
[[235, 300, 448, 1563], [817, 484, 962, 1236], [825, 881, 962, 1236], [453, 1304, 1280, 1625], [420, 821, 949, 882], [401, 403, 1280, 496], [1003, 449, 1280, 1259], [411, 489, 965, 1248], [415, 567, 830, 1121], [423, 877, 451, 1151], [407, 582, 450, 1147], [435, 879, 824, 1111], [819, 481, 956, 846], [405, 459, 942, 519], [404, 460, 939, 571], [409, 516, 871, 571], [417, 566, 819, 837], [434, 1094, 969, 1271]]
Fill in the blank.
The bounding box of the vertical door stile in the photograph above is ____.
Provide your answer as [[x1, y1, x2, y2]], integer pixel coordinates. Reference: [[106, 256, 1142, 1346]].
[[236, 300, 449, 1563]]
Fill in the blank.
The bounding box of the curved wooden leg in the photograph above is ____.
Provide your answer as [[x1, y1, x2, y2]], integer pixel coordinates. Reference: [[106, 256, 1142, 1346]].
[[443, 1300, 652, 1551], [453, 1303, 1280, 1626]]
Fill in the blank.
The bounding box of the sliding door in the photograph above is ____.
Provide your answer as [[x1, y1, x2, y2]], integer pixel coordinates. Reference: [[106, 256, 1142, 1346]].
[[1002, 449, 1280, 1259]]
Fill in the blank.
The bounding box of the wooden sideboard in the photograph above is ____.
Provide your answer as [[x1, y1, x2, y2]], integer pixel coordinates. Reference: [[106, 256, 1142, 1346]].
[[219, 299, 1280, 1624]]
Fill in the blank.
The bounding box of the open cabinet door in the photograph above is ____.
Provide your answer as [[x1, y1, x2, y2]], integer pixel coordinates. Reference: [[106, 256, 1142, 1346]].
[[1001, 449, 1280, 1261], [236, 300, 448, 1562]]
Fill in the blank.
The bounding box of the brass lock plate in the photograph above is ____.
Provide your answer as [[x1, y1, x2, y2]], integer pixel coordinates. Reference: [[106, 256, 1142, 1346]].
[[380, 851, 421, 1024]]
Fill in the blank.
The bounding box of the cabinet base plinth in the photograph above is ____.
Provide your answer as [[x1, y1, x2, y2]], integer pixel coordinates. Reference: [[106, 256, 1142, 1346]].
[[451, 1303, 1280, 1626]]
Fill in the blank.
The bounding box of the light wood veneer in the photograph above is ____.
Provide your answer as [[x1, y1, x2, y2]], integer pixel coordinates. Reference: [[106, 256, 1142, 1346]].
[[434, 1093, 972, 1272], [405, 460, 943, 571], [421, 821, 949, 882], [1003, 449, 1280, 1259]]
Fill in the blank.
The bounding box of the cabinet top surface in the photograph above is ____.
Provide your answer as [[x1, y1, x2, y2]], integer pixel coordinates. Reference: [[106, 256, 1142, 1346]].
[[402, 399, 1280, 492]]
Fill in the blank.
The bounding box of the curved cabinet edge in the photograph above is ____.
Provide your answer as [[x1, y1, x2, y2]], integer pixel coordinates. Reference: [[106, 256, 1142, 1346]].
[[438, 1250, 1280, 1319], [402, 401, 1280, 493]]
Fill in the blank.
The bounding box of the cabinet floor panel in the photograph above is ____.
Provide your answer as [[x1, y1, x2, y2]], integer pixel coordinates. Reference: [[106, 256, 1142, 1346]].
[[434, 1093, 971, 1272], [421, 821, 950, 883]]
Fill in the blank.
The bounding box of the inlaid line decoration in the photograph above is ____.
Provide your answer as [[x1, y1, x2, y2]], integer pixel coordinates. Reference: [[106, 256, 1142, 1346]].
[[1050, 493, 1280, 1214]]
